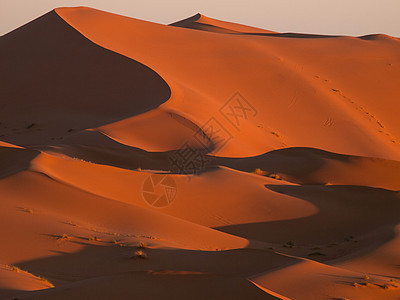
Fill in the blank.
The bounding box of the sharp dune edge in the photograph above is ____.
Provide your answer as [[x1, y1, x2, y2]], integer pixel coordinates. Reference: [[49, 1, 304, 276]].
[[0, 6, 399, 299]]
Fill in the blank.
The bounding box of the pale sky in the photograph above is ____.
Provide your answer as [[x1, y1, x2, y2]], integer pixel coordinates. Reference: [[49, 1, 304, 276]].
[[1, 0, 400, 37]]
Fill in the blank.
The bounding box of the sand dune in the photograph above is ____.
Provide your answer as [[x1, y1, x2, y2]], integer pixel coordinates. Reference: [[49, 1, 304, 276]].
[[170, 13, 276, 34], [217, 147, 400, 190], [56, 6, 400, 160], [252, 259, 400, 300], [0, 10, 170, 146], [0, 6, 399, 299], [0, 264, 52, 299]]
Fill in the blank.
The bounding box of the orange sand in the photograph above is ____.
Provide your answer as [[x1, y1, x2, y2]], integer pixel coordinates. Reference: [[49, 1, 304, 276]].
[[0, 6, 399, 299]]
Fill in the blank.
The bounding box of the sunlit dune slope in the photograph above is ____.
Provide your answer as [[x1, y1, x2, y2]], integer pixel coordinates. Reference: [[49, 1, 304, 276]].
[[170, 13, 276, 34]]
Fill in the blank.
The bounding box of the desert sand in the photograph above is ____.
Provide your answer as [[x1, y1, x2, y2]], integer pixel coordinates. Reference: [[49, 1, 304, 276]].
[[0, 6, 399, 299]]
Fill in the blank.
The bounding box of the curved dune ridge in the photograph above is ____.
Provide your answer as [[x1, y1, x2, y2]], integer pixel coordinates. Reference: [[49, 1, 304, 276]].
[[170, 13, 276, 34], [0, 6, 399, 300]]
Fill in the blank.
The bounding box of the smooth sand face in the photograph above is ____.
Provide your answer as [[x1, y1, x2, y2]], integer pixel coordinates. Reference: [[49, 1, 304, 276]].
[[0, 6, 399, 300]]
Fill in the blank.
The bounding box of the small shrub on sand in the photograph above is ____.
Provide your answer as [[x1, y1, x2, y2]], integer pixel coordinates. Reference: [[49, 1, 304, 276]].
[[133, 250, 148, 259], [12, 266, 20, 273], [268, 173, 282, 180], [271, 131, 281, 138], [137, 242, 147, 249], [363, 274, 370, 280], [22, 208, 33, 214], [59, 234, 71, 240], [66, 221, 77, 227], [286, 240, 295, 247], [89, 236, 99, 241], [253, 168, 266, 175]]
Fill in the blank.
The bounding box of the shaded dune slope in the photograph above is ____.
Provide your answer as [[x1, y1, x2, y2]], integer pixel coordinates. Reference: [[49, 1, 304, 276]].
[[0, 146, 39, 179], [0, 10, 170, 146]]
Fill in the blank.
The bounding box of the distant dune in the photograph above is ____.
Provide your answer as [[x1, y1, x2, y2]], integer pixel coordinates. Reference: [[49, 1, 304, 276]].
[[0, 6, 399, 300]]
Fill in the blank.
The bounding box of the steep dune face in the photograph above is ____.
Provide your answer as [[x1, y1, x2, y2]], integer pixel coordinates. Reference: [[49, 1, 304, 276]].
[[1, 6, 400, 300], [0, 10, 170, 146]]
